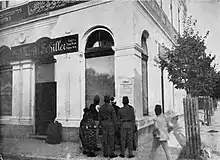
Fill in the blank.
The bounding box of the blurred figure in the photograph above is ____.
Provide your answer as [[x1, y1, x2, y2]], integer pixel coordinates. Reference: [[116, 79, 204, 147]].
[[110, 97, 120, 116], [110, 97, 120, 149], [150, 104, 174, 160], [79, 108, 97, 157], [89, 95, 101, 151], [99, 95, 118, 158], [118, 96, 135, 158]]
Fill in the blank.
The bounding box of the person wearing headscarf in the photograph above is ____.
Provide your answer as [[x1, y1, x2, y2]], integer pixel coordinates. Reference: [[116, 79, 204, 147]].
[[89, 95, 101, 151], [99, 95, 118, 158], [117, 96, 135, 158], [79, 107, 97, 157]]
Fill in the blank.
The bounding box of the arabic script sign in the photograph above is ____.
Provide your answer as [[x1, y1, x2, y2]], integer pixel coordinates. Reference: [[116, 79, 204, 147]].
[[27, 1, 86, 16], [0, 0, 88, 26], [11, 34, 78, 61]]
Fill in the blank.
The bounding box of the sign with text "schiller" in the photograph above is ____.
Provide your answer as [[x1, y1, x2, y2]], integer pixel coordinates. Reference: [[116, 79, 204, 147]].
[[11, 34, 78, 61]]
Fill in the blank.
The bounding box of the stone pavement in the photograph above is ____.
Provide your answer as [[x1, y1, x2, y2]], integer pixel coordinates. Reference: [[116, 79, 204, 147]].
[[0, 136, 182, 160], [199, 107, 220, 160]]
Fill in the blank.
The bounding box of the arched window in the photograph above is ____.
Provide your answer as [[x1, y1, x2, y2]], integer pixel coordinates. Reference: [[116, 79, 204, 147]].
[[85, 29, 115, 106], [141, 31, 149, 116]]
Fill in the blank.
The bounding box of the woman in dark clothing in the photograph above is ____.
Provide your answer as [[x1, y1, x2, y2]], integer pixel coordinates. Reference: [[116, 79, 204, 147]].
[[79, 107, 97, 157], [88, 95, 101, 151]]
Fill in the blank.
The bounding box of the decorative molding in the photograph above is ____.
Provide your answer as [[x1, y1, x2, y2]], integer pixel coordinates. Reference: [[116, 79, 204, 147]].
[[65, 28, 72, 34], [133, 1, 177, 45], [55, 118, 81, 127], [10, 60, 33, 66], [0, 17, 58, 36], [0, 116, 32, 125], [18, 33, 26, 44], [0, 1, 112, 33], [113, 43, 144, 58], [113, 43, 142, 51]]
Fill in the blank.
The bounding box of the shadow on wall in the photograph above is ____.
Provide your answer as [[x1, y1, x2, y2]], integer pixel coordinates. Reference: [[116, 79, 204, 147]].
[[133, 68, 142, 117]]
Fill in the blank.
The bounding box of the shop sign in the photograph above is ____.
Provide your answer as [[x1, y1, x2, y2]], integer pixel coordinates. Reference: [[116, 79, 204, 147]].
[[27, 1, 87, 16], [0, 0, 88, 26], [118, 78, 134, 106], [11, 34, 78, 61], [0, 5, 27, 26]]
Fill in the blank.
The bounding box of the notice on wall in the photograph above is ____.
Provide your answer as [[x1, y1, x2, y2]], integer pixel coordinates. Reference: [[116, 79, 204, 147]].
[[117, 78, 134, 106]]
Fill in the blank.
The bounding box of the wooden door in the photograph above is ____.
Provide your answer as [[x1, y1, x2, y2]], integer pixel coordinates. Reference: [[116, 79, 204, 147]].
[[35, 82, 56, 135]]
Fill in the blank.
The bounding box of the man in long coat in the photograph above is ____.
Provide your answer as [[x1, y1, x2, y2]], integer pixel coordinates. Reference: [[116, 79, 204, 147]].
[[99, 95, 118, 158]]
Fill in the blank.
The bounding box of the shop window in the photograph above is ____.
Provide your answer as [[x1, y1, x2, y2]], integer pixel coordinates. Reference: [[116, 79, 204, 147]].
[[35, 63, 55, 83], [85, 30, 115, 107], [141, 32, 149, 116], [0, 68, 12, 116]]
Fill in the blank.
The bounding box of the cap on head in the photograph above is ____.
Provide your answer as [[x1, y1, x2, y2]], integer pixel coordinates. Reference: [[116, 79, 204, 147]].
[[110, 97, 115, 102], [104, 95, 110, 103], [122, 96, 129, 104], [93, 95, 100, 104]]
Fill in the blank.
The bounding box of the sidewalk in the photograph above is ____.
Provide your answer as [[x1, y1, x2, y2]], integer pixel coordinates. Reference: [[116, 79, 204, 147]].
[[199, 107, 220, 160], [0, 136, 182, 160]]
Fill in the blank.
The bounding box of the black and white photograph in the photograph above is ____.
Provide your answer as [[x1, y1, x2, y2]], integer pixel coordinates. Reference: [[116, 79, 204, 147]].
[[0, 0, 220, 159]]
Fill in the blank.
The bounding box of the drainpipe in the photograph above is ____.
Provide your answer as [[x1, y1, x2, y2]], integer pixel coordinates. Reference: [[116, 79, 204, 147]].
[[161, 68, 165, 113], [170, 0, 173, 25]]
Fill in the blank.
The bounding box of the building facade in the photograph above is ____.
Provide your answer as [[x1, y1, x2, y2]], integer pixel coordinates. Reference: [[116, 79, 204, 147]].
[[0, 0, 186, 142]]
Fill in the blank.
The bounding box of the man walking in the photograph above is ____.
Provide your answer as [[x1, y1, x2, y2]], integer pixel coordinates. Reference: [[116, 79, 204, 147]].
[[99, 95, 118, 158], [150, 104, 173, 160], [118, 96, 135, 158]]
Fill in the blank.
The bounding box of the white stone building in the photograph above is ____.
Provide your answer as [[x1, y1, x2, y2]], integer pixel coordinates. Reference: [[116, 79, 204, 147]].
[[0, 0, 186, 142]]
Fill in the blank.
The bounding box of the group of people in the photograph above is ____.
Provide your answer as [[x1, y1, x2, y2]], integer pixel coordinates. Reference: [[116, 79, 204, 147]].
[[79, 95, 136, 158], [79, 95, 174, 160]]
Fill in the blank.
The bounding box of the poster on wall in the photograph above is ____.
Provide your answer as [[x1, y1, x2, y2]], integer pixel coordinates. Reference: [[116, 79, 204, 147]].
[[117, 78, 134, 107]]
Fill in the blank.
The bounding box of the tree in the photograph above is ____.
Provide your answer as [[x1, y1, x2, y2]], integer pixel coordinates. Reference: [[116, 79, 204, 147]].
[[155, 16, 219, 97]]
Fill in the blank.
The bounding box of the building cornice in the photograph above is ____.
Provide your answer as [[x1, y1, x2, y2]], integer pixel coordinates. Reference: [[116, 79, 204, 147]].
[[133, 0, 178, 45], [0, 0, 112, 33]]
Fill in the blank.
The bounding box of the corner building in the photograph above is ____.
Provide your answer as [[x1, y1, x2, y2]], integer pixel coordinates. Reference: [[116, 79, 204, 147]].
[[0, 0, 186, 142]]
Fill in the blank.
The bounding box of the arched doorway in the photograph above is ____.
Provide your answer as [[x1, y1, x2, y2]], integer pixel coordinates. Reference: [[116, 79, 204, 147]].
[[85, 29, 115, 107]]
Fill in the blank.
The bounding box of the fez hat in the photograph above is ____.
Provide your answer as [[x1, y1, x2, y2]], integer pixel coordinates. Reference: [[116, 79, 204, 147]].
[[104, 95, 110, 103], [122, 96, 129, 104]]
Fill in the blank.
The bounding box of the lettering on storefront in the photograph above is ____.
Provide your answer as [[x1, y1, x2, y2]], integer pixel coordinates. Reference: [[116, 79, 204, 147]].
[[50, 35, 78, 54], [11, 34, 78, 61], [0, 5, 26, 25], [0, 0, 88, 26]]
